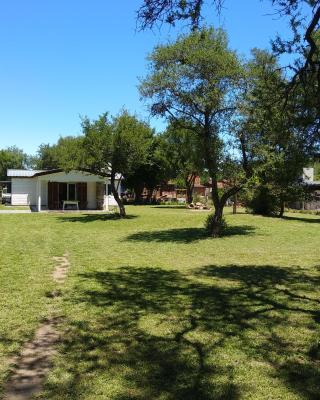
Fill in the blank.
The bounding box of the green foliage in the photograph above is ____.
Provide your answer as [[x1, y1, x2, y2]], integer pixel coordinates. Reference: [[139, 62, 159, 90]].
[[0, 146, 27, 180], [160, 120, 205, 202], [80, 110, 155, 215], [314, 161, 320, 181], [162, 120, 204, 178], [124, 135, 171, 201], [140, 27, 243, 123], [140, 27, 246, 232], [112, 111, 154, 176], [246, 186, 280, 216], [204, 213, 228, 235], [80, 110, 154, 178], [35, 137, 84, 171], [138, 0, 320, 116], [35, 144, 59, 169], [238, 49, 312, 215]]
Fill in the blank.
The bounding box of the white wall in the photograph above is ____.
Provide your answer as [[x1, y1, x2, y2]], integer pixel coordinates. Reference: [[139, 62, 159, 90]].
[[11, 179, 36, 205], [302, 168, 314, 182]]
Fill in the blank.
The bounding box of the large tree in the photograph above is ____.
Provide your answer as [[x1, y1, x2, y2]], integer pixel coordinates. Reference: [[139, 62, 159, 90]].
[[140, 27, 247, 236]]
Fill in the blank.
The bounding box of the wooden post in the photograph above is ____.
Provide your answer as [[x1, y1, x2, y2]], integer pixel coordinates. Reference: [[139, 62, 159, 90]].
[[233, 193, 237, 214], [37, 179, 41, 212], [105, 181, 109, 211]]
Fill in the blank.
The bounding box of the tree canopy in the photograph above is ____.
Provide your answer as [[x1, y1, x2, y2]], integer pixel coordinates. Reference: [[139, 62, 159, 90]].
[[137, 0, 320, 87], [0, 146, 28, 181], [78, 111, 154, 216]]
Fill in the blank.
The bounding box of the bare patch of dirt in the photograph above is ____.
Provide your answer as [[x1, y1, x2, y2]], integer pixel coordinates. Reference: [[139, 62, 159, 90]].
[[52, 253, 70, 283], [3, 318, 61, 400], [2, 253, 70, 400]]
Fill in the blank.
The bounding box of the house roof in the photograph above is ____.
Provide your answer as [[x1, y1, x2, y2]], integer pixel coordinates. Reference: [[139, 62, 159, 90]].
[[7, 169, 44, 177], [7, 169, 123, 179]]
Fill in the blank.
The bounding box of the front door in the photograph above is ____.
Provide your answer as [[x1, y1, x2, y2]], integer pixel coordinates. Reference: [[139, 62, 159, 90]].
[[48, 182, 59, 209], [76, 183, 87, 209]]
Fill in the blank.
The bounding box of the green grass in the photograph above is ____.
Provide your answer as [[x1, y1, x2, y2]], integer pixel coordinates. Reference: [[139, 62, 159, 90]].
[[0, 206, 319, 399]]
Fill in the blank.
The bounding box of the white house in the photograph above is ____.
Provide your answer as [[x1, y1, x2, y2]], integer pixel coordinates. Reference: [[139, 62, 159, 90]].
[[7, 169, 123, 212]]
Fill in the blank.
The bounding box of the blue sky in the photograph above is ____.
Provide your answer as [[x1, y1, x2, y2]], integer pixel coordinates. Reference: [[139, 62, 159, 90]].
[[0, 0, 291, 155]]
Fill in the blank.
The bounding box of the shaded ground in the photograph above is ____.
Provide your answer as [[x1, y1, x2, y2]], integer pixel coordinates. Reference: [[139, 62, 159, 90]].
[[126, 225, 255, 243]]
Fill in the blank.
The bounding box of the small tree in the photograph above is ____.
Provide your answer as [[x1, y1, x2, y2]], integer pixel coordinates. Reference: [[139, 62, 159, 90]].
[[81, 111, 153, 217]]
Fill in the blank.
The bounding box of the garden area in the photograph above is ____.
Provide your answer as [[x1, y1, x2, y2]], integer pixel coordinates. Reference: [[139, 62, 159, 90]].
[[0, 206, 319, 399]]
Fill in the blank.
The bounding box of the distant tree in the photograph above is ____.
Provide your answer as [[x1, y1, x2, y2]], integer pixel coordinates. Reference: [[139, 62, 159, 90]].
[[124, 135, 170, 202], [162, 120, 204, 203], [36, 137, 84, 170], [0, 146, 27, 180], [80, 111, 154, 217], [36, 144, 59, 169], [140, 28, 248, 236]]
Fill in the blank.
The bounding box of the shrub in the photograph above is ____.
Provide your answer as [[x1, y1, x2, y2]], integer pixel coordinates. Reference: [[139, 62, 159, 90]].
[[204, 214, 228, 236], [246, 186, 279, 216]]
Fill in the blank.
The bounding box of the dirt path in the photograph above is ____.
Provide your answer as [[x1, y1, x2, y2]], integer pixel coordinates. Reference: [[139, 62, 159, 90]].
[[2, 253, 70, 400]]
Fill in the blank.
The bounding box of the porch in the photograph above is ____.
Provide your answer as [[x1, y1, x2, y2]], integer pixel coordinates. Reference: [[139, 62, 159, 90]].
[[37, 181, 109, 211]]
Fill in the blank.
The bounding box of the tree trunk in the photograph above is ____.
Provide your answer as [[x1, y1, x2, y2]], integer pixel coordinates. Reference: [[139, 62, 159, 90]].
[[279, 199, 285, 218], [111, 172, 126, 217], [186, 186, 193, 204], [209, 203, 225, 237], [185, 174, 196, 204], [209, 180, 242, 237]]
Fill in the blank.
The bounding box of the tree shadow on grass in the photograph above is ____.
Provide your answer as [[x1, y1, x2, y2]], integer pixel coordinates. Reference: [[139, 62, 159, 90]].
[[43, 264, 320, 399], [57, 214, 137, 223], [282, 215, 320, 223], [126, 225, 255, 243], [151, 205, 188, 209]]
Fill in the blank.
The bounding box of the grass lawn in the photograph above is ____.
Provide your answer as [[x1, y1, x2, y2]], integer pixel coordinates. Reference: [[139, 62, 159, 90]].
[[0, 206, 319, 399]]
